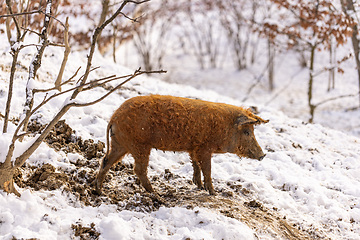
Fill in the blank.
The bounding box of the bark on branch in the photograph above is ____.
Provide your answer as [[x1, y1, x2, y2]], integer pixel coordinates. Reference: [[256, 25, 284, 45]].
[[22, 0, 52, 134]]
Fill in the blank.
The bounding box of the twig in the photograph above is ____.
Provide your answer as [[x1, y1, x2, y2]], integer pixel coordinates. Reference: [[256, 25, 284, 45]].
[[127, 0, 150, 4], [265, 68, 305, 106], [0, 8, 43, 19], [39, 9, 66, 29], [242, 61, 270, 102], [33, 67, 81, 93], [15, 131, 32, 140], [3, 0, 22, 133], [314, 92, 360, 108], [55, 17, 71, 90], [76, 67, 100, 85], [119, 11, 143, 23], [19, 27, 40, 36], [71, 69, 166, 108], [29, 69, 165, 118], [5, 0, 22, 38]]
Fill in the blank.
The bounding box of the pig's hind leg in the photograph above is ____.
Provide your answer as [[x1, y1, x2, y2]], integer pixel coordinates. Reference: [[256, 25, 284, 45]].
[[95, 138, 127, 194]]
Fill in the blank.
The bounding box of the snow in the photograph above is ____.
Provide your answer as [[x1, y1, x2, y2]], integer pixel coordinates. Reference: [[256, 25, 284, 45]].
[[0, 133, 12, 164], [1, 3, 360, 240], [97, 207, 255, 240], [1, 190, 255, 240]]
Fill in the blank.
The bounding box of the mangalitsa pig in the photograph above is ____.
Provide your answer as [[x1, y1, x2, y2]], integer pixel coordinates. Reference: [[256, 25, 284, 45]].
[[95, 95, 269, 195]]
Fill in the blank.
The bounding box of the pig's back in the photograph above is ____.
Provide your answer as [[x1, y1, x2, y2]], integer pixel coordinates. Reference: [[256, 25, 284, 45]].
[[110, 95, 241, 151]]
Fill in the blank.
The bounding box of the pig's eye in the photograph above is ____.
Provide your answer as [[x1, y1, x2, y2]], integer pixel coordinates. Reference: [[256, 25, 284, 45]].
[[243, 130, 250, 136]]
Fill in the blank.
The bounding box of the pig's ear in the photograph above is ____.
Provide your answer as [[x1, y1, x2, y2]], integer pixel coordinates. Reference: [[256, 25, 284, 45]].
[[236, 115, 259, 126], [253, 115, 269, 125], [236, 114, 269, 126]]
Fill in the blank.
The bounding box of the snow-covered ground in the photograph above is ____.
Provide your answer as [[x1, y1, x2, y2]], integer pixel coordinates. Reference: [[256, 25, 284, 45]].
[[1, 4, 360, 240]]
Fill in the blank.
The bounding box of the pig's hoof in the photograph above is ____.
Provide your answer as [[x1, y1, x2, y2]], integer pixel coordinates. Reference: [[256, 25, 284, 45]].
[[208, 189, 216, 195], [197, 185, 204, 191], [93, 189, 101, 195], [192, 178, 204, 190], [151, 192, 165, 204], [204, 183, 216, 195], [94, 185, 103, 195], [93, 187, 102, 195], [92, 180, 102, 195]]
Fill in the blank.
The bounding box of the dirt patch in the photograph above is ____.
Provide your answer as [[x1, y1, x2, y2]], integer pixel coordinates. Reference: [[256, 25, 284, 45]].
[[15, 120, 322, 240], [25, 163, 68, 191], [72, 223, 100, 240], [29, 119, 105, 159]]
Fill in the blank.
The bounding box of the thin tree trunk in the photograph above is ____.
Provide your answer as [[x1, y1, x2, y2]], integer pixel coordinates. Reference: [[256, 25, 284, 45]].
[[308, 44, 316, 123], [268, 39, 275, 91], [98, 0, 110, 55], [55, 17, 70, 91], [341, 0, 360, 107], [113, 25, 117, 63], [22, 0, 52, 134], [0, 168, 20, 197], [3, 49, 19, 133], [328, 38, 335, 91], [3, 0, 21, 133], [0, 133, 19, 196]]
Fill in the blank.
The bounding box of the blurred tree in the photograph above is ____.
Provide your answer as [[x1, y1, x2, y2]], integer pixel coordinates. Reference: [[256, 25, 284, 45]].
[[340, 0, 360, 107], [130, 0, 173, 72], [177, 0, 224, 69], [263, 0, 354, 122], [217, 0, 260, 70]]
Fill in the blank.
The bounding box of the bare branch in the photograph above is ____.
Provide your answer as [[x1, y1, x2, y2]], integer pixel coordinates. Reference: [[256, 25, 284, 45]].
[[16, 131, 32, 140], [31, 68, 164, 115], [14, 67, 166, 168], [19, 27, 40, 36], [15, 51, 77, 139], [314, 92, 360, 108], [39, 9, 66, 29], [2, 0, 26, 133], [0, 8, 43, 19], [5, 0, 22, 40], [76, 67, 100, 85], [71, 69, 167, 108], [71, 0, 149, 100], [2, 47, 19, 133], [242, 58, 272, 102], [34, 67, 81, 94], [28, 69, 84, 116], [29, 70, 134, 119], [119, 11, 143, 22], [55, 17, 71, 91]]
